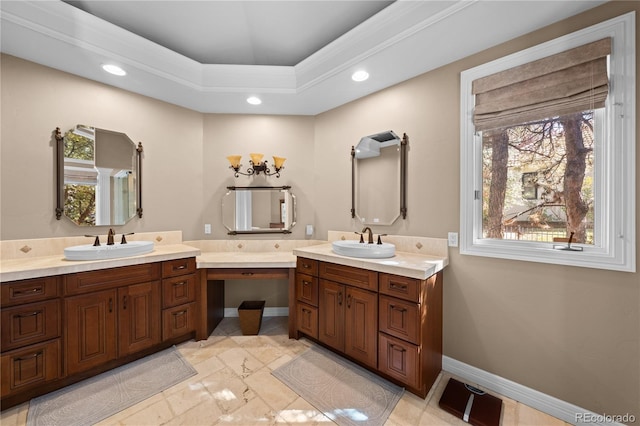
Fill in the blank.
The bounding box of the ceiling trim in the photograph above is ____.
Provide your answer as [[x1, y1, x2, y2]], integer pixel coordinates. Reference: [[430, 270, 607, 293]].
[[1, 1, 607, 115]]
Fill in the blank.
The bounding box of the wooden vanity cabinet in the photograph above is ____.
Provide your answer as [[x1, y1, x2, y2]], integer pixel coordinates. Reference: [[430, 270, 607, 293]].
[[294, 258, 319, 339], [1, 257, 198, 409], [294, 257, 443, 399], [0, 276, 62, 400], [378, 271, 443, 397], [161, 258, 197, 340], [64, 263, 162, 375]]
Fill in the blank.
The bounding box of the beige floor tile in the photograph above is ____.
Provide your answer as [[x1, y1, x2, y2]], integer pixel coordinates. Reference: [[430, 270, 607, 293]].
[[516, 403, 567, 426], [9, 317, 571, 426], [244, 367, 300, 411]]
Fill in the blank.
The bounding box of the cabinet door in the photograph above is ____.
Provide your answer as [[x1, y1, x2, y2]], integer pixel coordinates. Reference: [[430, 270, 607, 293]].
[[65, 290, 117, 375], [318, 280, 344, 352], [119, 282, 161, 356], [344, 287, 377, 368]]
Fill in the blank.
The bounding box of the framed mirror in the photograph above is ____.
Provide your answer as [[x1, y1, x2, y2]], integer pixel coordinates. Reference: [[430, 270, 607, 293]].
[[222, 186, 296, 234], [351, 131, 407, 225], [55, 126, 143, 226]]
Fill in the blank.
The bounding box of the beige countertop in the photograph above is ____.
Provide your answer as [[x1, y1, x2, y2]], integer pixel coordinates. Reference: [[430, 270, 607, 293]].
[[1, 231, 448, 282], [293, 242, 448, 280], [0, 244, 201, 282]]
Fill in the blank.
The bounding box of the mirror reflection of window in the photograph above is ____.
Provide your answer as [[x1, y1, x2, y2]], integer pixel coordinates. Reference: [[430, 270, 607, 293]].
[[62, 126, 137, 226]]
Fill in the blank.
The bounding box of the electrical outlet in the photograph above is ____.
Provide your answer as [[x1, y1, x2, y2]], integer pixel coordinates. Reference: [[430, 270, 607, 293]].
[[448, 232, 458, 247], [204, 224, 211, 234]]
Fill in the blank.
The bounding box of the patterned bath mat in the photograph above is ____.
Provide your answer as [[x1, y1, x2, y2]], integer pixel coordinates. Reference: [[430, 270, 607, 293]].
[[27, 345, 197, 426], [272, 344, 404, 426]]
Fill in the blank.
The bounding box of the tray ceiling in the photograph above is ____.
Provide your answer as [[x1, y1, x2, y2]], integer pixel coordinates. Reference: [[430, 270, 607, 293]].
[[1, 1, 605, 115]]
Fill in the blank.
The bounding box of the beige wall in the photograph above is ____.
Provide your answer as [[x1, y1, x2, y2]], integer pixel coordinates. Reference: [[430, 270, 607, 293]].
[[314, 1, 639, 418], [0, 1, 638, 418], [0, 54, 204, 240]]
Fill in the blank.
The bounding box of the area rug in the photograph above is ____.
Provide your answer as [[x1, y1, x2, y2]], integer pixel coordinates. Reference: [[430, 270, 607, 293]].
[[272, 344, 404, 426], [27, 346, 197, 426]]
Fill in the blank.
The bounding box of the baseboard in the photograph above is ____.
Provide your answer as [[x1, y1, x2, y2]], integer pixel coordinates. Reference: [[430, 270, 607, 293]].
[[443, 356, 626, 426], [224, 307, 289, 318]]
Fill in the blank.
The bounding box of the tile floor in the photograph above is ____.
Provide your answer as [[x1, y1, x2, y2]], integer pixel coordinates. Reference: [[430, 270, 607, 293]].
[[1, 316, 571, 425]]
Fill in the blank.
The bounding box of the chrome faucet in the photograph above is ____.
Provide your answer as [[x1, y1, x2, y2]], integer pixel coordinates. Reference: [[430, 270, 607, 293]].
[[361, 227, 374, 244], [107, 228, 115, 245]]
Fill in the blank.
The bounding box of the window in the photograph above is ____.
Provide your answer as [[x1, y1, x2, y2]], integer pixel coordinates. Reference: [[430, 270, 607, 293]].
[[460, 12, 635, 272]]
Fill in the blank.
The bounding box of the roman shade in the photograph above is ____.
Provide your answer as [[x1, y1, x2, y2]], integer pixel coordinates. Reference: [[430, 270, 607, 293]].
[[472, 38, 611, 131]]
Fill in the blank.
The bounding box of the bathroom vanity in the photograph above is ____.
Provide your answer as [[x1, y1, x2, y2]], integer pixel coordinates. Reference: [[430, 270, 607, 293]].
[[292, 233, 448, 398], [0, 235, 199, 408]]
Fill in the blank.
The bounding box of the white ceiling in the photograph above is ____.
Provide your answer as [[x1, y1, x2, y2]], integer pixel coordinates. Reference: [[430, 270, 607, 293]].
[[1, 1, 606, 115]]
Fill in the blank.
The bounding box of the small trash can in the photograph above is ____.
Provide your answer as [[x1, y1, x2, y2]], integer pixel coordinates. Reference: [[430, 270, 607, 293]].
[[238, 300, 265, 335]]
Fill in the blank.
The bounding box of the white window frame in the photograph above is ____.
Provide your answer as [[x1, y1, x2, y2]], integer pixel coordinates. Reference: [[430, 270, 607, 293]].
[[460, 12, 636, 272]]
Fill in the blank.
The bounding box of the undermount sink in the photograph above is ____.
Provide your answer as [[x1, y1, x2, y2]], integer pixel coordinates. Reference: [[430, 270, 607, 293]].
[[331, 240, 395, 259], [64, 241, 154, 261]]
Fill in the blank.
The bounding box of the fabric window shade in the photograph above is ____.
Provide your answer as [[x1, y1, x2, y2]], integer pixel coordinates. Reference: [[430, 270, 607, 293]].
[[472, 38, 611, 131]]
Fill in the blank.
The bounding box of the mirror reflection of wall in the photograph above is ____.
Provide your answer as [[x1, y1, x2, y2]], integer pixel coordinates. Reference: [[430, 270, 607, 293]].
[[353, 131, 405, 226]]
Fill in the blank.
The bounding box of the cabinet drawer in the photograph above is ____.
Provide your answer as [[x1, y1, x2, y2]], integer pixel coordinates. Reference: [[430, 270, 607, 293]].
[[1, 300, 61, 351], [379, 295, 420, 345], [162, 275, 196, 308], [296, 257, 318, 276], [64, 263, 161, 295], [379, 274, 421, 303], [296, 303, 318, 339], [1, 339, 61, 397], [162, 303, 196, 341], [162, 258, 196, 278], [378, 333, 420, 390], [295, 273, 318, 307], [1, 277, 59, 308], [319, 262, 378, 291]]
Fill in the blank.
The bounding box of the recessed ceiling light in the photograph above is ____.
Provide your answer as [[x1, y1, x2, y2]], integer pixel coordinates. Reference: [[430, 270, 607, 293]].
[[247, 96, 262, 105], [351, 70, 369, 82], [102, 64, 126, 76]]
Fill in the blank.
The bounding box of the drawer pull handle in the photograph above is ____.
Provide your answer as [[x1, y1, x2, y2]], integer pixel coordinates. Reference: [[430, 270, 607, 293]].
[[302, 264, 311, 269], [13, 287, 43, 295], [17, 311, 40, 318], [175, 265, 187, 270], [173, 310, 187, 316], [390, 304, 407, 313], [303, 280, 311, 286], [389, 343, 406, 353], [241, 272, 254, 276], [16, 351, 43, 361], [173, 281, 186, 287], [390, 283, 407, 290], [302, 308, 310, 314]]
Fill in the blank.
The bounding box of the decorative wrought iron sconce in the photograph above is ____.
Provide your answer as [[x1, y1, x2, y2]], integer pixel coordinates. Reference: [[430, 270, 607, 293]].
[[227, 153, 286, 178]]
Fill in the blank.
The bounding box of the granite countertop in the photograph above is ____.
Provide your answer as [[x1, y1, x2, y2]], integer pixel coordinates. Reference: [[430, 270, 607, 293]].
[[293, 242, 448, 280]]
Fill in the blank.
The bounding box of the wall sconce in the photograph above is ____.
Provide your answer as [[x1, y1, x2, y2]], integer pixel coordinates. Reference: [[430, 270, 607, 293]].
[[227, 153, 286, 178]]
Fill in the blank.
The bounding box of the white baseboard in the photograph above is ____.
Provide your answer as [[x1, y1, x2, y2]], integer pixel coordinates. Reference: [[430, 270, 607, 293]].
[[443, 356, 626, 426], [224, 307, 289, 318]]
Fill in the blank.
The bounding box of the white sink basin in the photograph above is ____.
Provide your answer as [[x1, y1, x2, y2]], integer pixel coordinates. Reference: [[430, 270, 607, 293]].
[[331, 240, 395, 259], [64, 241, 154, 261]]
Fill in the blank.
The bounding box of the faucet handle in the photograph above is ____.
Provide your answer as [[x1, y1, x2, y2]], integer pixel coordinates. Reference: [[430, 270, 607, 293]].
[[85, 235, 100, 246], [377, 234, 388, 245], [120, 232, 135, 244], [354, 232, 364, 243]]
